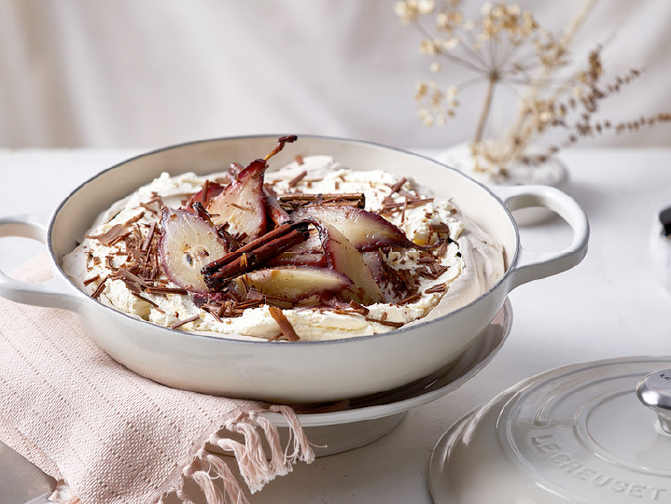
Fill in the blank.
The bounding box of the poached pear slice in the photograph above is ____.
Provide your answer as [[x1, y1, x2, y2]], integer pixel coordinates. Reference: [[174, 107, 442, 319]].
[[291, 205, 414, 251], [314, 221, 384, 305], [235, 266, 352, 303], [362, 250, 384, 283], [158, 207, 228, 293], [187, 180, 225, 210], [266, 252, 326, 268], [206, 159, 267, 243]]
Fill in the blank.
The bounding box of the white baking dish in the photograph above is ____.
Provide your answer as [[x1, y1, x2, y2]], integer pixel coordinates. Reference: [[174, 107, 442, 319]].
[[0, 136, 589, 402]]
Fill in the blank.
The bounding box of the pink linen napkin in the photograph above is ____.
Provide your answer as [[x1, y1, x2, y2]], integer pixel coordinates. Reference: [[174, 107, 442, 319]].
[[0, 256, 314, 504]]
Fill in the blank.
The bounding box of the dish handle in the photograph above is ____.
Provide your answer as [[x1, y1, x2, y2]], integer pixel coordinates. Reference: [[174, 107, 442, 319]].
[[0, 214, 82, 311], [491, 185, 590, 289]]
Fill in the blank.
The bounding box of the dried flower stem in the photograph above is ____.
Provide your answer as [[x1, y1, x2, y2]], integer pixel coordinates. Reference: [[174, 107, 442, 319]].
[[396, 0, 671, 178], [475, 75, 497, 143], [504, 0, 598, 162]]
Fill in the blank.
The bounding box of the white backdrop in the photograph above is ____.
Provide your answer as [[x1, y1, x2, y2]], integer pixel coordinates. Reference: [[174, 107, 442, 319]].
[[0, 0, 669, 150]]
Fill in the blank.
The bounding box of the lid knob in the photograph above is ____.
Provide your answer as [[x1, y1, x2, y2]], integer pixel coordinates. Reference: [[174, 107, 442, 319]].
[[636, 368, 671, 434]]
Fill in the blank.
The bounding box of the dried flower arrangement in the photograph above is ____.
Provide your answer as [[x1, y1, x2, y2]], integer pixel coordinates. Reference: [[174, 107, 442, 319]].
[[395, 0, 671, 181]]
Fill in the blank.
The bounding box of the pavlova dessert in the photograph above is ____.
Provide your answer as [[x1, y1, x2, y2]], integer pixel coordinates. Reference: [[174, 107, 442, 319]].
[[62, 136, 505, 341]]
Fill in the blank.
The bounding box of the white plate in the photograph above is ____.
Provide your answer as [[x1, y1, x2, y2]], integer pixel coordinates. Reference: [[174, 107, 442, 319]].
[[249, 298, 512, 456]]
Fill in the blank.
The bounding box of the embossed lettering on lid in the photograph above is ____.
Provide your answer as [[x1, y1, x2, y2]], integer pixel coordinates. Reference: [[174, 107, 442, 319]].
[[429, 357, 671, 504]]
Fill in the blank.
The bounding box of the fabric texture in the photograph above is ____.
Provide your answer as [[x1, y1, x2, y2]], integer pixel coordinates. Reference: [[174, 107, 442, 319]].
[[0, 256, 314, 504], [1, 1, 670, 151]]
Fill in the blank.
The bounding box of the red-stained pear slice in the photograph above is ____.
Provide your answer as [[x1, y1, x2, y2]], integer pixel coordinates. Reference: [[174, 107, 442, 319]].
[[314, 221, 384, 305], [187, 180, 225, 210], [206, 159, 267, 243], [362, 250, 384, 283], [159, 207, 228, 293], [291, 205, 414, 251], [235, 266, 352, 303], [266, 252, 327, 268]]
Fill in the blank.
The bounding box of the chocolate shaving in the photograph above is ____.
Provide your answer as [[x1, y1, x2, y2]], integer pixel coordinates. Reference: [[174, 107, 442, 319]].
[[379, 196, 435, 216], [425, 283, 447, 294], [91, 277, 108, 299], [197, 180, 212, 205], [268, 306, 300, 341], [144, 286, 189, 295], [83, 275, 100, 286], [397, 292, 422, 305], [418, 263, 449, 280], [379, 261, 418, 303], [388, 178, 407, 195], [141, 222, 156, 252], [348, 300, 370, 315], [277, 193, 366, 210], [433, 239, 448, 258], [114, 267, 147, 292], [430, 223, 451, 235], [234, 299, 263, 310], [201, 304, 223, 322], [287, 170, 307, 188], [147, 193, 164, 204], [170, 314, 200, 329], [89, 224, 131, 246], [138, 202, 159, 214], [131, 292, 158, 308], [124, 212, 145, 226], [364, 316, 405, 329]]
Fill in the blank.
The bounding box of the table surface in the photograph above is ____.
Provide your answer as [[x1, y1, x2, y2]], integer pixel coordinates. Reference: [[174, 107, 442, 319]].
[[1, 146, 670, 503]]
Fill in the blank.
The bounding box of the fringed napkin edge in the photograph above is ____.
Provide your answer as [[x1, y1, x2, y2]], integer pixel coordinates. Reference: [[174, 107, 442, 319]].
[[52, 405, 315, 504]]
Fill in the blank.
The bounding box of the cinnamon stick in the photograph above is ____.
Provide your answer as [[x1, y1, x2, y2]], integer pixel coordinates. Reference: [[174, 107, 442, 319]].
[[203, 222, 305, 275], [202, 221, 310, 289]]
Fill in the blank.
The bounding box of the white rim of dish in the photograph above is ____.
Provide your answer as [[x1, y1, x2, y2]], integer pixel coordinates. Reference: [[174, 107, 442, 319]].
[[264, 298, 512, 427]]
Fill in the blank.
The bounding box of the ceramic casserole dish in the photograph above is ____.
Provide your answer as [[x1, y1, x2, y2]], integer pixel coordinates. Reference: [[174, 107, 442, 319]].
[[0, 136, 589, 403]]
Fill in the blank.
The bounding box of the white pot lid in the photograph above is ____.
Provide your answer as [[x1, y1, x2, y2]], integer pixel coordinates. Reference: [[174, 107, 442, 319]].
[[429, 357, 671, 504]]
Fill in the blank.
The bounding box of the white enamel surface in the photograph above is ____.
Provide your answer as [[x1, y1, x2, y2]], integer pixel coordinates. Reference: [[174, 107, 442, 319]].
[[0, 136, 588, 402], [429, 357, 671, 504], [212, 300, 511, 457], [491, 184, 590, 290]]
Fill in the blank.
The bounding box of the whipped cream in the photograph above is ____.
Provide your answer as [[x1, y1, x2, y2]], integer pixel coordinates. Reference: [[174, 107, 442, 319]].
[[62, 156, 505, 341]]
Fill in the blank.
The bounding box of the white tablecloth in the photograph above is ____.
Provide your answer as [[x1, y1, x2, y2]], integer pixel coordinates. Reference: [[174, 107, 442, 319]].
[[1, 147, 670, 503]]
